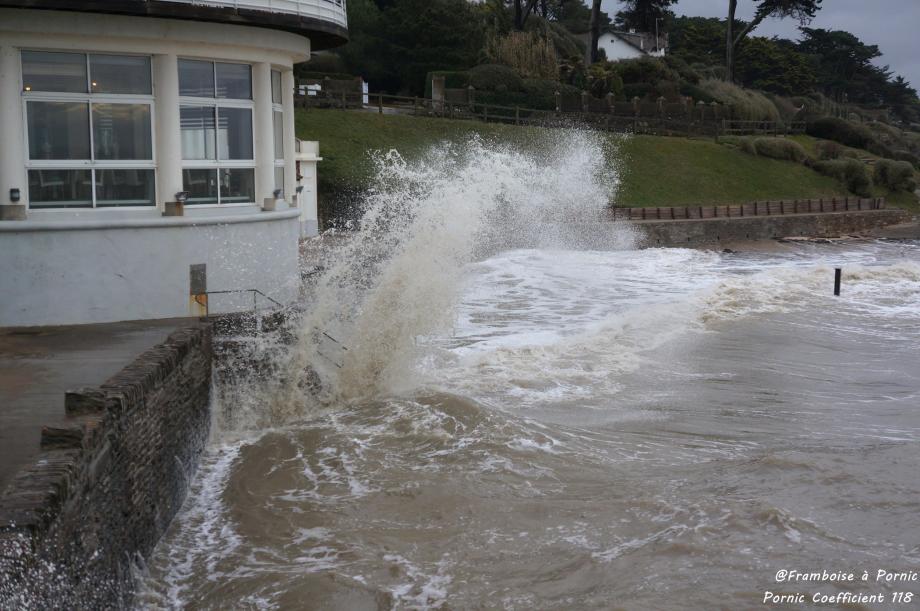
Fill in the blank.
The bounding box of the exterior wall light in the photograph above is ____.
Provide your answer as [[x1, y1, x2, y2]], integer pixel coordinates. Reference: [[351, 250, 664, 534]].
[[273, 189, 283, 200], [175, 191, 190, 203], [10, 188, 20, 203], [296, 186, 304, 194]]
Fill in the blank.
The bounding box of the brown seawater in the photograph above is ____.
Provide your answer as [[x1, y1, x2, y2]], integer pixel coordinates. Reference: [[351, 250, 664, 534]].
[[137, 135, 920, 610]]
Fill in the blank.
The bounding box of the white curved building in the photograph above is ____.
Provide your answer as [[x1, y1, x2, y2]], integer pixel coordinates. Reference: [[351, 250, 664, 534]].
[[0, 0, 346, 326]]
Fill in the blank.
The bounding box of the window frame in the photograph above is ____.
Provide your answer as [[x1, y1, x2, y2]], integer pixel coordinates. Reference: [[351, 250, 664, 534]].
[[271, 69, 285, 196], [21, 50, 157, 210], [179, 58, 255, 207]]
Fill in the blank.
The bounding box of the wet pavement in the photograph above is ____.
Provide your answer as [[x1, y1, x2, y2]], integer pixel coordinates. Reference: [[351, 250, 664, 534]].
[[0, 319, 191, 491]]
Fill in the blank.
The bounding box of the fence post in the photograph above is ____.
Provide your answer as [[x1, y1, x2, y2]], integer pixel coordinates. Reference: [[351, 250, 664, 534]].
[[483, 104, 488, 123], [555, 90, 562, 114], [378, 93, 383, 114], [467, 85, 475, 111], [515, 106, 520, 126]]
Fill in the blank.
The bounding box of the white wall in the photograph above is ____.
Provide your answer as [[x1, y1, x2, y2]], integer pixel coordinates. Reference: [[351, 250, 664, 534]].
[[0, 209, 301, 327], [598, 33, 646, 61]]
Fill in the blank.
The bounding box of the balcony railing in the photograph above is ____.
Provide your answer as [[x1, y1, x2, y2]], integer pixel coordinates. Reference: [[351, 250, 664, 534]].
[[158, 0, 347, 28]]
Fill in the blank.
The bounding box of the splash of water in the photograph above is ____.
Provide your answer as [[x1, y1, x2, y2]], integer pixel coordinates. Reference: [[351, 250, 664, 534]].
[[234, 130, 638, 426]]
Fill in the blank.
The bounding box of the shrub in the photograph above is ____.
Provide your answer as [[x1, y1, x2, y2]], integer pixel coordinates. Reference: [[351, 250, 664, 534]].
[[468, 64, 524, 92], [752, 138, 809, 163], [866, 140, 896, 159], [767, 95, 801, 122], [806, 117, 875, 150], [485, 31, 559, 80], [622, 82, 654, 100], [815, 140, 844, 160], [738, 137, 757, 155], [679, 82, 717, 104], [892, 149, 920, 169], [699, 79, 780, 122], [611, 56, 679, 86], [873, 159, 917, 192], [663, 56, 701, 84], [813, 159, 872, 196], [585, 61, 624, 98]]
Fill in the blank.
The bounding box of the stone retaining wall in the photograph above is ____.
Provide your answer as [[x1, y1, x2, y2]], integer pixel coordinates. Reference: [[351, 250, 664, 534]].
[[612, 197, 886, 222], [631, 209, 910, 248], [0, 324, 212, 608]]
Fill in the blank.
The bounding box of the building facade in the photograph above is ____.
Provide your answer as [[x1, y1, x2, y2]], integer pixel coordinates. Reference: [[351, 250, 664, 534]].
[[582, 29, 668, 63], [0, 1, 346, 326]]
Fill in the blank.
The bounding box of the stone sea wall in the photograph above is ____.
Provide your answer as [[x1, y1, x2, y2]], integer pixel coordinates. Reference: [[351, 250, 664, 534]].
[[0, 324, 212, 608], [629, 209, 910, 247]]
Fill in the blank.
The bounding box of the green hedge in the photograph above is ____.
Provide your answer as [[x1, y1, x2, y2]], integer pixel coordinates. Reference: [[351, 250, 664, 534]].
[[813, 159, 872, 196], [807, 117, 875, 150], [469, 64, 524, 92], [753, 138, 809, 163], [873, 159, 917, 191]]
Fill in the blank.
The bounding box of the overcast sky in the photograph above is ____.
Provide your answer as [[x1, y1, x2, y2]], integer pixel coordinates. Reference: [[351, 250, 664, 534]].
[[601, 0, 920, 89]]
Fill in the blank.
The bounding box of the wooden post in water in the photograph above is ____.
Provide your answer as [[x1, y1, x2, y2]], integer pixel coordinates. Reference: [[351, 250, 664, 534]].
[[834, 268, 842, 296]]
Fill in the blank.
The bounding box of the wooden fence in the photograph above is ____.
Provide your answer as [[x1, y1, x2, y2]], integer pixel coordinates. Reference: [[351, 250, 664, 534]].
[[611, 197, 886, 221], [296, 89, 806, 138]]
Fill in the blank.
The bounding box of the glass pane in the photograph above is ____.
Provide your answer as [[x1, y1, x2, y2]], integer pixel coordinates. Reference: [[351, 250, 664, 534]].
[[216, 63, 251, 99], [28, 169, 92, 208], [180, 106, 216, 160], [179, 59, 214, 97], [95, 169, 155, 207], [27, 101, 90, 160], [219, 168, 255, 204], [274, 167, 284, 196], [183, 169, 218, 205], [271, 70, 282, 105], [90, 55, 152, 95], [22, 51, 87, 93], [218, 107, 253, 160], [273, 111, 284, 159], [93, 104, 152, 160]]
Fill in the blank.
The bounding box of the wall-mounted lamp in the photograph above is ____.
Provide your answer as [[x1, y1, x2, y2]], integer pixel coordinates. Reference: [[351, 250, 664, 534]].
[[273, 188, 283, 200], [175, 191, 190, 203], [295, 186, 304, 194], [10, 188, 21, 203]]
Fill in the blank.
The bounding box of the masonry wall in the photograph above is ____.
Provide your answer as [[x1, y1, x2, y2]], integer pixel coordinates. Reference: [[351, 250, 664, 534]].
[[630, 209, 910, 248], [0, 324, 212, 608]]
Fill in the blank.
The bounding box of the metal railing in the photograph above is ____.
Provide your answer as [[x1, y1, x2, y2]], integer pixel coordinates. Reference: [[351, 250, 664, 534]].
[[200, 288, 284, 317], [158, 0, 347, 27]]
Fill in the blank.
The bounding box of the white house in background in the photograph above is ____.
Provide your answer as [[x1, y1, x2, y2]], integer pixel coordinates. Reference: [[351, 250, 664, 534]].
[[0, 0, 347, 327], [581, 29, 668, 63]]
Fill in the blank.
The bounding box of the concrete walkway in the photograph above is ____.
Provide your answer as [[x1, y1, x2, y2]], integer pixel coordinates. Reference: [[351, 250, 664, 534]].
[[0, 319, 191, 491]]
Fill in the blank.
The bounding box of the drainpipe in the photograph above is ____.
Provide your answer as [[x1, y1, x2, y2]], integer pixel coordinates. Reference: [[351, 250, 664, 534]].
[[0, 45, 27, 218]]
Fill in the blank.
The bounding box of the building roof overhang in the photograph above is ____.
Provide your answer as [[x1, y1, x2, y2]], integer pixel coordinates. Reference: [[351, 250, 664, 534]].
[[0, 0, 349, 50]]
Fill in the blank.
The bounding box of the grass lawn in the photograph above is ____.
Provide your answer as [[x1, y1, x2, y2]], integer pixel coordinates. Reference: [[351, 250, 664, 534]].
[[297, 108, 915, 210]]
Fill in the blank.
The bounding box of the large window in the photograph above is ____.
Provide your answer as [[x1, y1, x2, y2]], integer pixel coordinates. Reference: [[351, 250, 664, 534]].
[[272, 69, 284, 196], [22, 51, 155, 208], [179, 59, 255, 205]]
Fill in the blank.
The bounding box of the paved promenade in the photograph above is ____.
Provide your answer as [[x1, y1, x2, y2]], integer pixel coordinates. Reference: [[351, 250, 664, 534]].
[[0, 319, 189, 490]]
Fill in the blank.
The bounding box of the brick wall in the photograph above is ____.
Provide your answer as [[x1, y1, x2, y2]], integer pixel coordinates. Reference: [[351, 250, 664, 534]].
[[0, 324, 212, 608]]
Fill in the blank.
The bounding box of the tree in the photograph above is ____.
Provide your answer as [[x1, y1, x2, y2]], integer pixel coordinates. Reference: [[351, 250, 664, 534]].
[[589, 0, 602, 63], [726, 0, 821, 83], [669, 16, 725, 67], [512, 0, 540, 29], [615, 0, 676, 33], [734, 36, 815, 95]]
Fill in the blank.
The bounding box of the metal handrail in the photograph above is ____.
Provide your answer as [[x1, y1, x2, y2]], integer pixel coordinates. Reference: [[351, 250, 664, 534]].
[[200, 288, 284, 317]]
